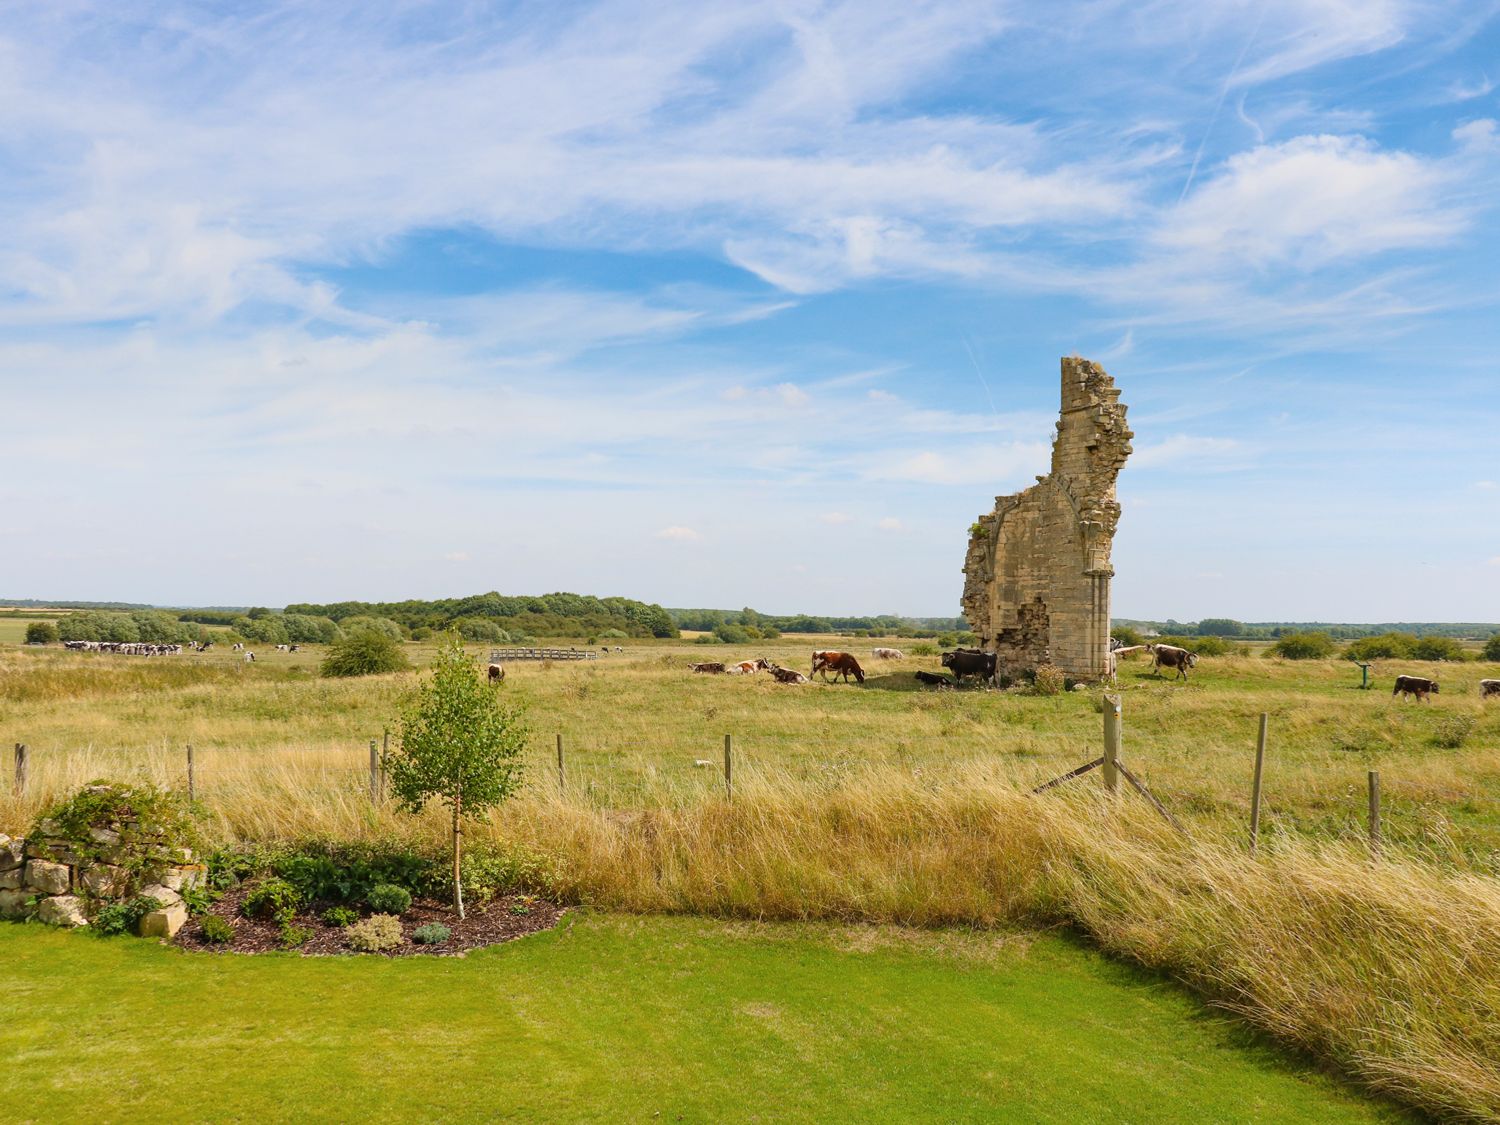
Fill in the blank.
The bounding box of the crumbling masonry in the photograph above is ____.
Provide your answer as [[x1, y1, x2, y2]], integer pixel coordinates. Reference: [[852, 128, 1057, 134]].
[[961, 357, 1132, 682]]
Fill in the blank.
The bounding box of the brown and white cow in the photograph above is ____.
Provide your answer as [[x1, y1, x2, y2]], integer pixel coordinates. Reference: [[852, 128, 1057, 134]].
[[1479, 679, 1500, 700], [812, 651, 865, 683], [872, 647, 904, 660], [488, 663, 505, 683], [1393, 675, 1439, 701], [769, 664, 808, 684], [1147, 643, 1197, 681], [690, 662, 727, 674]]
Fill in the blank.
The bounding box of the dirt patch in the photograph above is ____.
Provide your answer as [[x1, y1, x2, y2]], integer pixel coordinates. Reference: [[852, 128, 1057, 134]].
[[173, 885, 563, 956]]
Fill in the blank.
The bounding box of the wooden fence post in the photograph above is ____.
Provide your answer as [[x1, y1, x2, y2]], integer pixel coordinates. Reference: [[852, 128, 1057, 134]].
[[1249, 714, 1267, 853], [1368, 770, 1382, 857], [369, 739, 380, 805], [556, 733, 565, 795], [1102, 696, 1121, 794], [13, 744, 27, 798], [187, 744, 195, 802], [724, 734, 733, 801]]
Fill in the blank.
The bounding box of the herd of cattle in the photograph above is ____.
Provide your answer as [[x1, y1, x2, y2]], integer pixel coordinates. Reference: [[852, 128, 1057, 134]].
[[62, 640, 186, 656]]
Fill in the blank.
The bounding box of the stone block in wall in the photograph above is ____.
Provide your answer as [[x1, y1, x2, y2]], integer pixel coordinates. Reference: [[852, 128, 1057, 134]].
[[0, 867, 22, 890], [159, 865, 207, 893], [0, 835, 22, 871], [25, 859, 71, 895], [0, 888, 31, 919], [139, 884, 183, 909], [37, 895, 88, 927], [80, 864, 129, 898], [139, 901, 188, 938]]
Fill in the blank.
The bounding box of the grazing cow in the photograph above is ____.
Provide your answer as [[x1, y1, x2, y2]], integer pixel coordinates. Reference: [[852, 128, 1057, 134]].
[[1479, 679, 1500, 700], [941, 648, 997, 684], [812, 651, 865, 683], [1392, 675, 1439, 701], [1147, 643, 1197, 681], [914, 670, 956, 687], [769, 664, 808, 684], [275, 644, 290, 652], [690, 662, 727, 674], [232, 643, 244, 651], [244, 652, 255, 663], [288, 644, 300, 653], [872, 647, 904, 660]]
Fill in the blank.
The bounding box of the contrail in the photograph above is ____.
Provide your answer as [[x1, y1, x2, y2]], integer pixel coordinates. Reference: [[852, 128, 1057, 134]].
[[963, 335, 1001, 420], [1176, 2, 1267, 206]]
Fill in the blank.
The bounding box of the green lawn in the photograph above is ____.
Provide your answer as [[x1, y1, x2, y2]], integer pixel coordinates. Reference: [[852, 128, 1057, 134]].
[[0, 913, 1410, 1123]]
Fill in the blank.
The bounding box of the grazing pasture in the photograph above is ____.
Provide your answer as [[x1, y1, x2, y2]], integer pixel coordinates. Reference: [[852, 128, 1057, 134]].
[[0, 913, 1411, 1123]]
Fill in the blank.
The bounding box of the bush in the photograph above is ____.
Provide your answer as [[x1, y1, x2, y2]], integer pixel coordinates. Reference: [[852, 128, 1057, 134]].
[[909, 642, 937, 657], [200, 914, 235, 944], [1110, 625, 1143, 648], [692, 634, 723, 645], [279, 924, 313, 949], [1270, 632, 1336, 660], [461, 842, 556, 901], [339, 615, 406, 641], [242, 878, 304, 925], [25, 620, 58, 644], [92, 896, 159, 937], [321, 630, 410, 678], [321, 906, 360, 928], [346, 913, 404, 952], [1344, 633, 1417, 662], [412, 923, 451, 945], [270, 841, 436, 903], [1412, 636, 1468, 662], [365, 883, 412, 916], [1031, 664, 1066, 696], [713, 623, 752, 644], [1484, 634, 1500, 662]]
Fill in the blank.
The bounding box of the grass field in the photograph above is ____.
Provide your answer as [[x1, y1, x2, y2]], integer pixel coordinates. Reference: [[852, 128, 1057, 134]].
[[0, 912, 1413, 1123], [2, 637, 1498, 1119]]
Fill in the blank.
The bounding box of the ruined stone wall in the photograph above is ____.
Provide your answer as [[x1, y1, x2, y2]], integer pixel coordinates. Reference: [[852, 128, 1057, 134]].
[[961, 357, 1131, 681]]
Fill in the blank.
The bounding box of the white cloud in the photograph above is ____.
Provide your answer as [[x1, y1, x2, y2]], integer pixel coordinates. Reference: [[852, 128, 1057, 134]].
[[864, 444, 1050, 486], [656, 526, 702, 542], [1131, 435, 1248, 469], [1474, 480, 1498, 490], [877, 517, 904, 531], [1488, 556, 1500, 568], [1159, 135, 1464, 270]]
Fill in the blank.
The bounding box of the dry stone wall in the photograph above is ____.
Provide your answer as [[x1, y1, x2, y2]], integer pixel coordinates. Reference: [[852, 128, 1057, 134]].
[[0, 812, 204, 936], [961, 357, 1132, 681]]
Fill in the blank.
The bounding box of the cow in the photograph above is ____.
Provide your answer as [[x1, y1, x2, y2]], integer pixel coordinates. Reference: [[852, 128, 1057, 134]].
[[941, 648, 996, 684], [1147, 643, 1197, 681], [1481, 679, 1500, 700], [914, 670, 955, 687], [1393, 675, 1439, 701], [244, 652, 256, 663], [231, 643, 244, 651], [769, 664, 808, 684], [690, 662, 726, 674], [872, 647, 904, 660], [275, 644, 290, 652], [812, 651, 865, 683], [288, 644, 300, 653], [488, 663, 505, 683]]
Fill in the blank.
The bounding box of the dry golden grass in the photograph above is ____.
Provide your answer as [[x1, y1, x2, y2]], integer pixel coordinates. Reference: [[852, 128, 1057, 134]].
[[3, 639, 1499, 1118]]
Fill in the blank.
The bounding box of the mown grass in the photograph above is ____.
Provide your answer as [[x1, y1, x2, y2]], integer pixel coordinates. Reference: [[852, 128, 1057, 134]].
[[0, 912, 1413, 1123]]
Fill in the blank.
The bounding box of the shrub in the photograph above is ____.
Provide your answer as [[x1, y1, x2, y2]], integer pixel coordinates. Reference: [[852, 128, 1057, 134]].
[[273, 841, 436, 904], [321, 630, 410, 678], [1412, 636, 1468, 662], [279, 924, 313, 949], [412, 923, 451, 945], [1433, 715, 1475, 750], [321, 906, 360, 928], [1344, 633, 1417, 662], [25, 620, 58, 644], [1031, 664, 1066, 696], [339, 615, 406, 641], [92, 896, 159, 937], [242, 878, 304, 925], [365, 883, 412, 916], [909, 642, 937, 657], [200, 915, 235, 944], [1110, 625, 1143, 648], [713, 623, 752, 644], [1270, 632, 1336, 660], [346, 913, 404, 952], [461, 842, 556, 901], [692, 634, 723, 645], [1484, 634, 1500, 662]]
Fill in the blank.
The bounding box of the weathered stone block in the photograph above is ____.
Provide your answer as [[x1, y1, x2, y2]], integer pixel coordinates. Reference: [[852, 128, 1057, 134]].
[[25, 859, 71, 895], [158, 865, 207, 893], [37, 894, 88, 928], [0, 888, 29, 918], [0, 835, 22, 871], [0, 868, 22, 890], [80, 864, 129, 897], [139, 884, 183, 909], [88, 826, 122, 846], [138, 901, 188, 938]]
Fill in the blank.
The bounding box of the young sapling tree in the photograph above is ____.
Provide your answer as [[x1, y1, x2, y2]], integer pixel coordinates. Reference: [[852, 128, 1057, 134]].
[[386, 634, 527, 917]]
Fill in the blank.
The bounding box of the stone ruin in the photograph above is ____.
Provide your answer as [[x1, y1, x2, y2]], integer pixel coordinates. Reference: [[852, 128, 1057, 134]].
[[0, 786, 206, 936], [961, 356, 1132, 683]]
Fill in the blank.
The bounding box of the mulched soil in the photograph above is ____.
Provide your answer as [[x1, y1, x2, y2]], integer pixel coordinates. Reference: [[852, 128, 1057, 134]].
[[173, 884, 564, 956]]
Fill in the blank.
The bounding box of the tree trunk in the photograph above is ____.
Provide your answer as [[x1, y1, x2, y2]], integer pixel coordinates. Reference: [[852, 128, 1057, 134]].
[[452, 790, 464, 920]]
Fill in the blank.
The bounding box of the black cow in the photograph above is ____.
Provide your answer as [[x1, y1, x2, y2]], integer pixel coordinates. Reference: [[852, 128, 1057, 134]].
[[914, 670, 956, 687], [941, 648, 996, 684], [1393, 675, 1438, 701], [1481, 679, 1500, 700]]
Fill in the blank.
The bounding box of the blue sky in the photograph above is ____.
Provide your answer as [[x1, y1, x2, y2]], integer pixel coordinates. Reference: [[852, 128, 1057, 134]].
[[1, 1, 1498, 620]]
